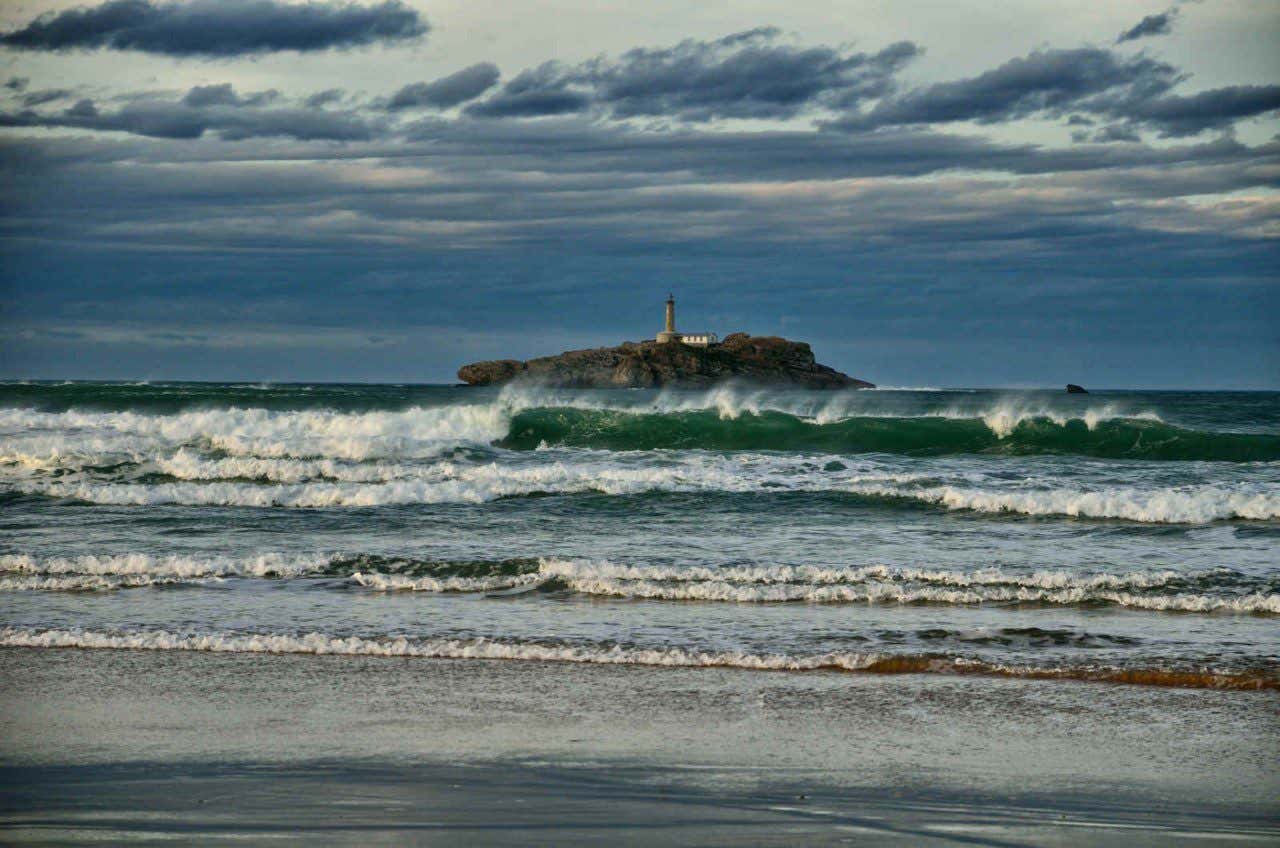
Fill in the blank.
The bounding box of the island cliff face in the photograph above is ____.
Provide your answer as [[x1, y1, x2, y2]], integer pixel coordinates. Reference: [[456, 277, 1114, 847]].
[[457, 333, 874, 389]]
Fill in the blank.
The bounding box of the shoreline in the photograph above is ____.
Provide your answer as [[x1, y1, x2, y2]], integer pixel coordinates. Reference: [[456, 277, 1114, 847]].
[[2, 646, 1276, 845], [3, 631, 1277, 691]]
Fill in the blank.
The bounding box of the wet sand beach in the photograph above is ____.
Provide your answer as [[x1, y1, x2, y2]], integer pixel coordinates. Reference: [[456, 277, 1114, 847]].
[[2, 647, 1276, 846]]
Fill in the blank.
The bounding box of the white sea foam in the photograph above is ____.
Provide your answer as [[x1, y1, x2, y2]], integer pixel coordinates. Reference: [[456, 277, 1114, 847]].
[[535, 559, 1191, 590], [0, 574, 222, 591], [2, 628, 1270, 689], [0, 626, 901, 671], [346, 558, 1278, 612], [13, 464, 1277, 523], [0, 385, 1170, 469], [907, 484, 1280, 523], [0, 403, 512, 463], [550, 576, 1280, 612], [0, 552, 341, 579], [350, 571, 540, 593], [154, 450, 420, 484]]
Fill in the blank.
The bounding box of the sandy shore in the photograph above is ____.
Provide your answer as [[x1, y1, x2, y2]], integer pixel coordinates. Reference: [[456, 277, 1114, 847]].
[[1, 647, 1277, 845]]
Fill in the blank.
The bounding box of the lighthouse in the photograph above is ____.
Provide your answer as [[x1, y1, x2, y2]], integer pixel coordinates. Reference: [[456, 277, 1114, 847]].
[[656, 293, 680, 343], [655, 294, 718, 347]]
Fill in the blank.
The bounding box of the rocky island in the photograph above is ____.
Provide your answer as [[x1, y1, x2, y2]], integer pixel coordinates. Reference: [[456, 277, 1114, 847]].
[[458, 296, 873, 390]]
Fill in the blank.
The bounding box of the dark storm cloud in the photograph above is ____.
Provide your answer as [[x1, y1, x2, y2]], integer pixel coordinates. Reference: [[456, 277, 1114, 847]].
[[579, 29, 920, 120], [834, 47, 1180, 130], [66, 99, 100, 118], [1113, 84, 1280, 136], [463, 63, 592, 118], [5, 77, 30, 91], [825, 43, 1279, 138], [1075, 123, 1142, 143], [3, 123, 1272, 243], [387, 63, 501, 110], [465, 28, 921, 121], [1117, 9, 1178, 43], [182, 83, 278, 108], [0, 0, 428, 57], [20, 88, 75, 107], [305, 88, 346, 108], [0, 86, 378, 141]]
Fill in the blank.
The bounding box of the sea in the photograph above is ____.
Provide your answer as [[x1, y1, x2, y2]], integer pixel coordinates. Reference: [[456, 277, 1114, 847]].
[[1, 381, 1278, 690]]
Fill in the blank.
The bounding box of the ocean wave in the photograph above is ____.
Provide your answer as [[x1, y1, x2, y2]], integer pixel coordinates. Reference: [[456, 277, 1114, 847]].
[[0, 574, 222, 591], [0, 403, 510, 462], [500, 407, 1278, 461], [8, 553, 1272, 610], [153, 451, 423, 484], [895, 483, 1280, 523], [1, 627, 1272, 690], [2, 384, 1271, 463], [348, 558, 1277, 612], [13, 468, 1278, 523], [0, 552, 343, 579], [535, 559, 1192, 589], [0, 552, 551, 590], [350, 571, 541, 593], [549, 576, 1279, 612]]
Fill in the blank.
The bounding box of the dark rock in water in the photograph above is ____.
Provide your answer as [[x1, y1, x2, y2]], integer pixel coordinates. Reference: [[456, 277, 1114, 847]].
[[457, 359, 524, 386], [823, 460, 848, 472], [458, 333, 874, 390], [1066, 384, 1089, 394]]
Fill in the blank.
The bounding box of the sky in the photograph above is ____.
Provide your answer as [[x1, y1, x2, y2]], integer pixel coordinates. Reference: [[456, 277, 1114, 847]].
[[0, 0, 1277, 387]]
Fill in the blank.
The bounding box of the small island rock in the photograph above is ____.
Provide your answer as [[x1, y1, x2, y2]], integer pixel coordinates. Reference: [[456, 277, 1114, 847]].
[[458, 333, 873, 390]]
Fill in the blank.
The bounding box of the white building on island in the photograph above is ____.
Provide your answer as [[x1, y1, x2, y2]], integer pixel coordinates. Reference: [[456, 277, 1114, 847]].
[[655, 294, 718, 347]]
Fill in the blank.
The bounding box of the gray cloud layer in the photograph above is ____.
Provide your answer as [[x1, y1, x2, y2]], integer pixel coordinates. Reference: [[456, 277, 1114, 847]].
[[833, 48, 1179, 129], [3, 28, 1275, 144], [467, 28, 921, 121], [1, 84, 378, 140], [387, 63, 501, 110], [828, 46, 1279, 139], [0, 0, 427, 56], [1117, 9, 1178, 43]]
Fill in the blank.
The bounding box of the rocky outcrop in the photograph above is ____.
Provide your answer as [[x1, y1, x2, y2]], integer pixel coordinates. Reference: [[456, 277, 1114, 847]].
[[457, 333, 874, 389], [1066, 384, 1089, 394]]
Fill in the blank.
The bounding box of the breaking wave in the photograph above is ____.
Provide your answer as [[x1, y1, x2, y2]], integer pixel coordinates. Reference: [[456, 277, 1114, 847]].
[[2, 386, 1275, 463], [2, 627, 1273, 690], [12, 471, 1278, 523], [499, 408, 1279, 461], [0, 574, 222, 591], [8, 552, 1273, 612], [0, 552, 344, 579]]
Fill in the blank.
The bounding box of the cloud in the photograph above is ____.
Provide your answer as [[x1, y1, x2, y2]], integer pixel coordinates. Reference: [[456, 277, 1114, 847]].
[[1108, 84, 1280, 137], [580, 29, 920, 120], [182, 83, 278, 107], [21, 88, 76, 107], [66, 98, 100, 118], [464, 63, 593, 118], [305, 88, 346, 108], [834, 47, 1180, 130], [5, 33, 1273, 146], [465, 28, 921, 121], [1075, 124, 1142, 143], [387, 63, 501, 110], [1117, 9, 1178, 43], [825, 43, 1279, 139], [0, 0, 428, 57], [1, 85, 378, 141]]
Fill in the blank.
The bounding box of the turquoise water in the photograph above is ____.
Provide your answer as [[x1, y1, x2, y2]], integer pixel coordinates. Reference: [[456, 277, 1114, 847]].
[[1, 381, 1277, 687]]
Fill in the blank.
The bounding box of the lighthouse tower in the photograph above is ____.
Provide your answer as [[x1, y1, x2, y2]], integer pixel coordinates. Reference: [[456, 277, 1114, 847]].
[[655, 293, 681, 344]]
